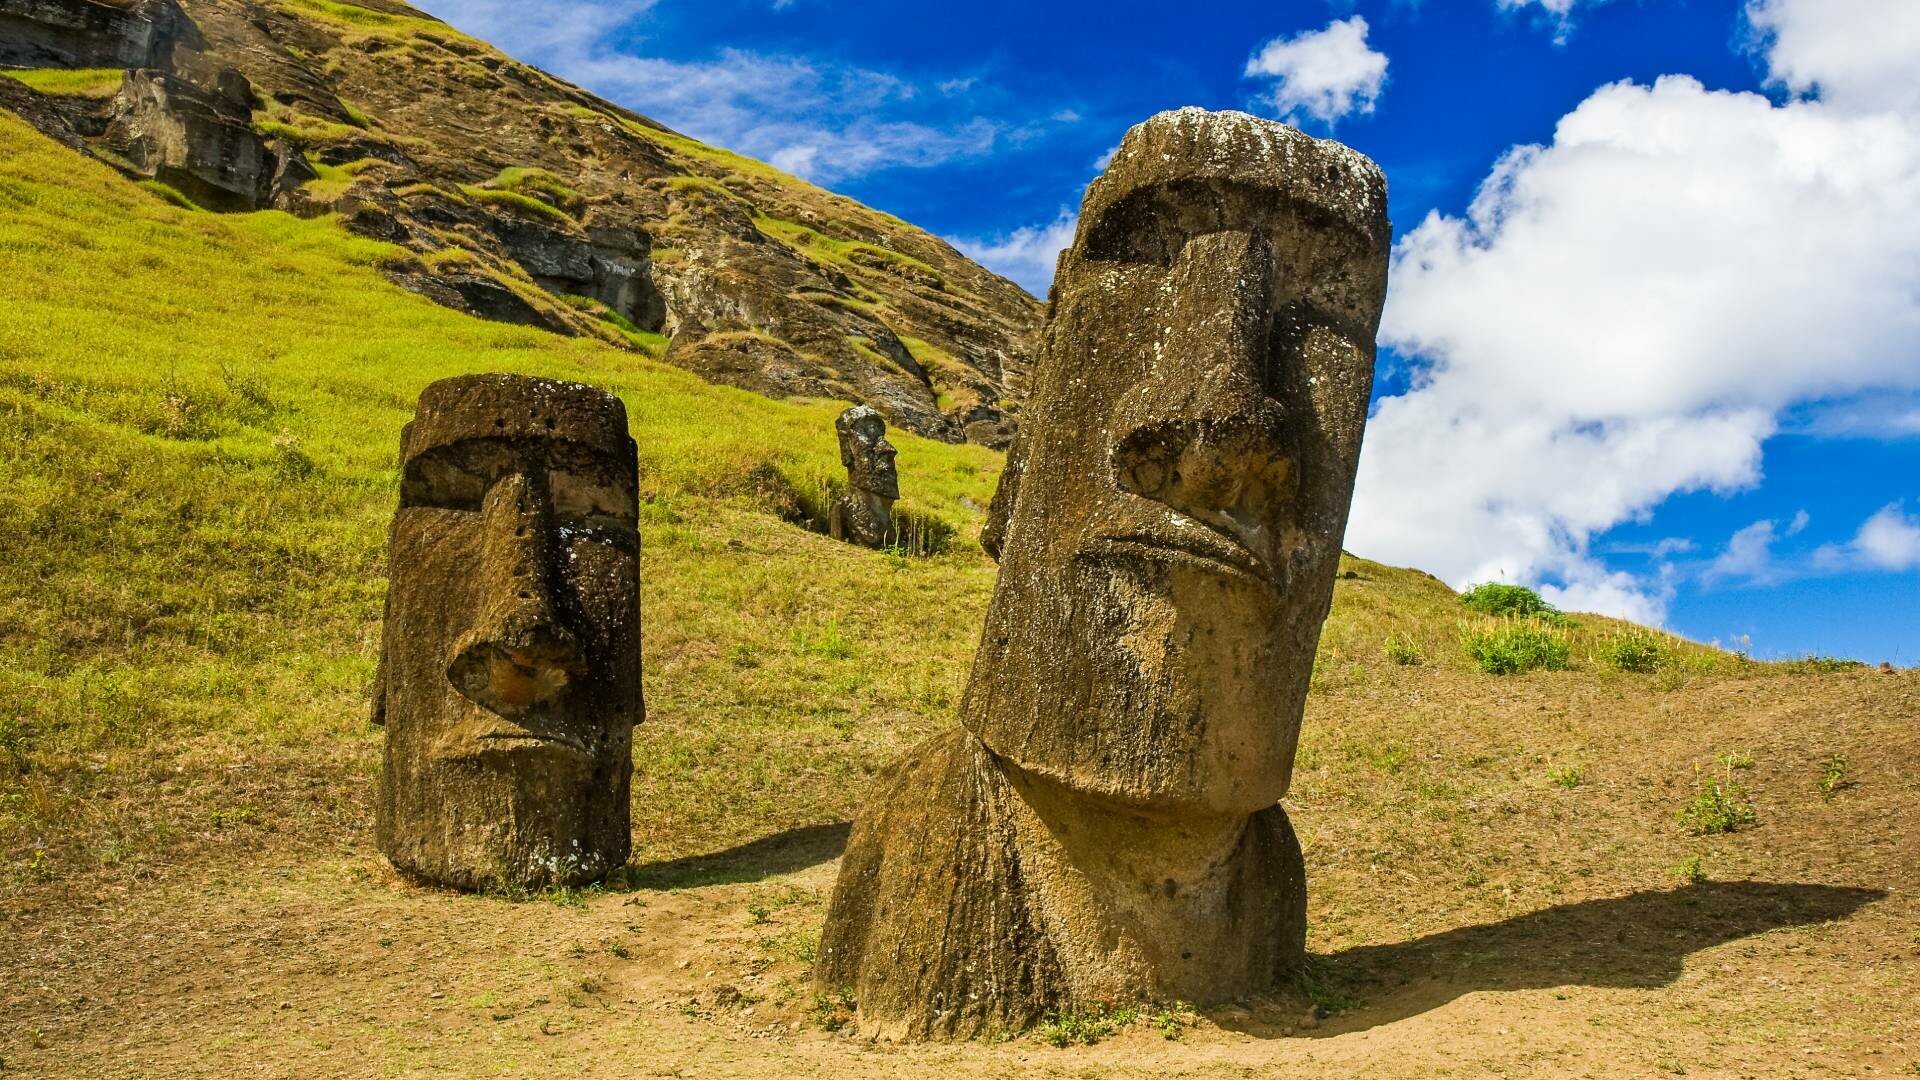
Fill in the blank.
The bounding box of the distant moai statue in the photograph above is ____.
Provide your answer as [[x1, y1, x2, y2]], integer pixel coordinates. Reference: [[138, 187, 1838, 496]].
[[815, 108, 1391, 1038], [373, 374, 643, 891], [829, 404, 899, 548]]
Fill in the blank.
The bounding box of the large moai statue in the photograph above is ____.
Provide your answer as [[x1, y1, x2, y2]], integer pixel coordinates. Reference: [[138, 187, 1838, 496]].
[[815, 108, 1390, 1038], [828, 404, 899, 548], [373, 374, 643, 891]]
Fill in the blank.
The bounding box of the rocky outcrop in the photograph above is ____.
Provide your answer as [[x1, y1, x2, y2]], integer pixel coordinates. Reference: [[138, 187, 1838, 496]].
[[0, 0, 1041, 443], [0, 0, 194, 68], [815, 108, 1393, 1039], [102, 65, 271, 208]]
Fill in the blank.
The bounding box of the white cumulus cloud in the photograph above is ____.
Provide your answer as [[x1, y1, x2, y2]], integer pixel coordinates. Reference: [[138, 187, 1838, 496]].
[[1244, 16, 1389, 127], [951, 210, 1078, 299], [1853, 503, 1920, 571], [1347, 0, 1920, 623], [419, 0, 1009, 183]]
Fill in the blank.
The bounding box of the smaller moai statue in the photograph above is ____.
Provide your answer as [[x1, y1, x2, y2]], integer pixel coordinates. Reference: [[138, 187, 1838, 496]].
[[373, 373, 644, 891], [829, 405, 899, 548]]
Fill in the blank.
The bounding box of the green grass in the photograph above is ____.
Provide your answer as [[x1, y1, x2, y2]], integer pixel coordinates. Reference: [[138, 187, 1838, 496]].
[[1596, 628, 1670, 673], [754, 215, 948, 288], [0, 113, 1001, 880], [458, 185, 578, 227], [1034, 1005, 1139, 1047], [0, 68, 125, 99], [491, 167, 586, 217], [1462, 619, 1572, 675], [272, 0, 463, 37], [1676, 766, 1758, 835]]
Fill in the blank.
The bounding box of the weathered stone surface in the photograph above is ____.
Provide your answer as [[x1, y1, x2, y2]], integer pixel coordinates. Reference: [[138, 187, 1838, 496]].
[[374, 374, 643, 891], [102, 65, 272, 209], [828, 404, 898, 548], [0, 0, 194, 68], [816, 108, 1391, 1039]]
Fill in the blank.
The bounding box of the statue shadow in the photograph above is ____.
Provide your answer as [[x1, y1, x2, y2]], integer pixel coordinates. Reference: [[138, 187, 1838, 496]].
[[1226, 881, 1885, 1038], [613, 822, 851, 891]]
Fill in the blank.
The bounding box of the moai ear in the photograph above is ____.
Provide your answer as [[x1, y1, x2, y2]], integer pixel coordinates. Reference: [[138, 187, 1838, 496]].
[[980, 427, 1028, 562], [369, 596, 389, 727]]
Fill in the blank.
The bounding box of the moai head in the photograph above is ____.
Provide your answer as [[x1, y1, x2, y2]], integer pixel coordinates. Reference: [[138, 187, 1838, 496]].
[[963, 109, 1390, 815], [836, 405, 899, 501], [374, 374, 642, 890]]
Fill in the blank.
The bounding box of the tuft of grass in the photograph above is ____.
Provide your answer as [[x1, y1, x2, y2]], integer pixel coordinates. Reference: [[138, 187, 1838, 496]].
[[1597, 628, 1669, 673], [1384, 634, 1424, 666], [1151, 1002, 1197, 1040], [808, 990, 856, 1032], [1676, 760, 1758, 835], [1035, 1004, 1139, 1047], [1296, 959, 1361, 1016], [1462, 619, 1572, 675], [1547, 765, 1583, 790], [0, 68, 126, 99], [459, 184, 578, 227], [1672, 854, 1708, 884], [1818, 754, 1851, 800], [1785, 655, 1868, 675], [490, 166, 586, 217]]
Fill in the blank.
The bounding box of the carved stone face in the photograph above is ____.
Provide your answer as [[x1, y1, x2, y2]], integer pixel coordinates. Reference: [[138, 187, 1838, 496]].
[[962, 110, 1390, 814], [374, 374, 642, 890], [836, 404, 899, 500]]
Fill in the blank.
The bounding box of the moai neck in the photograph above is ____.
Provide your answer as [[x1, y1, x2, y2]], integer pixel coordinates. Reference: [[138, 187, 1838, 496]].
[[1001, 754, 1270, 1001]]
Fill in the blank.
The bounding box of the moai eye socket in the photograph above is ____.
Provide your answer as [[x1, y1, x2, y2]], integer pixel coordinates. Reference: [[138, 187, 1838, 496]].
[[399, 440, 517, 512]]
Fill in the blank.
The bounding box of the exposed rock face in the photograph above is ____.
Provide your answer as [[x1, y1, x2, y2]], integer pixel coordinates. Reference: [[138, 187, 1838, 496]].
[[815, 108, 1391, 1039], [828, 404, 899, 548], [0, 0, 193, 68], [374, 374, 643, 891], [0, 0, 1041, 443], [103, 65, 270, 208]]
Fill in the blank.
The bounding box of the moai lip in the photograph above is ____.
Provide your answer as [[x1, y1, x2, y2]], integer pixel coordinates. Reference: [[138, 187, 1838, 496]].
[[373, 373, 643, 891], [829, 404, 900, 548], [816, 108, 1391, 1039]]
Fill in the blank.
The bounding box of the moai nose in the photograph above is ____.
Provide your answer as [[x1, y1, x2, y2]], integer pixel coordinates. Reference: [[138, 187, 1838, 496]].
[[446, 471, 586, 713], [1111, 230, 1298, 538]]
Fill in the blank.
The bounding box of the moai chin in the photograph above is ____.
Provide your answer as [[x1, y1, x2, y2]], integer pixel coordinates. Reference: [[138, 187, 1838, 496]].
[[373, 374, 643, 891], [815, 108, 1391, 1038], [829, 404, 899, 548]]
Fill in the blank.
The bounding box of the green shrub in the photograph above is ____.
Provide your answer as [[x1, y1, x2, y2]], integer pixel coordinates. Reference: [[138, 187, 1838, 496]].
[[1460, 582, 1557, 618], [1462, 620, 1572, 675], [1547, 765, 1583, 789], [1598, 629, 1668, 673]]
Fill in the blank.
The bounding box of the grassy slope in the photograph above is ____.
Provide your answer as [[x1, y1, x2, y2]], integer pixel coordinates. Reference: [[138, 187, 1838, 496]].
[[3, 113, 1917, 1077], [0, 112, 998, 873]]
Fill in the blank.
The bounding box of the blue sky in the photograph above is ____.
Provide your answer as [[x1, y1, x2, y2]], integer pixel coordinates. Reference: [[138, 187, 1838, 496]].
[[426, 0, 1920, 663]]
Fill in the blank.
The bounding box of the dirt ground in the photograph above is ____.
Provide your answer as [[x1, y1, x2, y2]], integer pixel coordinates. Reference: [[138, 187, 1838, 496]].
[[3, 668, 1916, 1078]]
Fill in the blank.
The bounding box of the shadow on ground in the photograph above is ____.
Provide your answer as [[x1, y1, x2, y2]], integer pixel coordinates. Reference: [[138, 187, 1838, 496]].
[[619, 822, 851, 890], [1225, 880, 1885, 1037]]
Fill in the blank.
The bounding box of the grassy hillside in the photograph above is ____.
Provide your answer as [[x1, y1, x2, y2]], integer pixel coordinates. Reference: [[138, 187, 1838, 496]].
[[3, 113, 1917, 1077], [0, 110, 1001, 876]]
